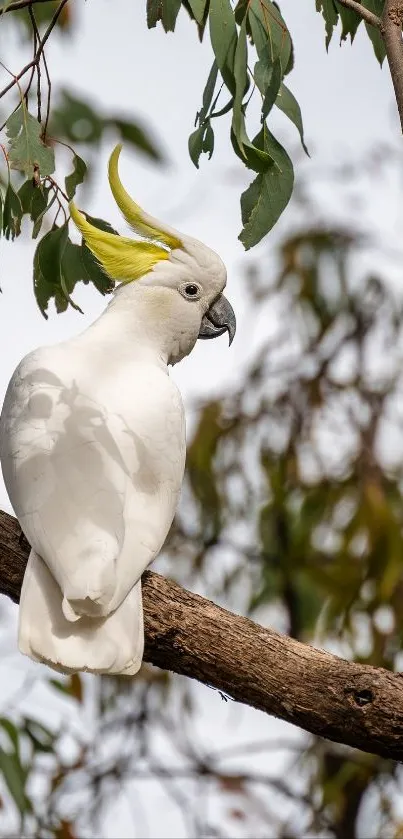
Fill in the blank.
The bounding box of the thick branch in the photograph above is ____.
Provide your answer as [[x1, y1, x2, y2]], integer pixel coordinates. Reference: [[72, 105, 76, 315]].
[[335, 0, 382, 29], [382, 0, 403, 132], [1, 508, 403, 761]]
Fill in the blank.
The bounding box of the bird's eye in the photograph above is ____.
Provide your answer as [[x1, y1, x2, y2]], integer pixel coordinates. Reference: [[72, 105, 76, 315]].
[[179, 282, 202, 300]]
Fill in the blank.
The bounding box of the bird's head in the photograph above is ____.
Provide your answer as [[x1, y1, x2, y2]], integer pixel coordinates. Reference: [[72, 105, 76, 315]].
[[70, 145, 236, 364]]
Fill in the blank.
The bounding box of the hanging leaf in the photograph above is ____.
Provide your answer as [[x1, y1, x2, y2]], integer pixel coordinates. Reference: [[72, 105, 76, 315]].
[[146, 0, 181, 31], [23, 718, 55, 754], [3, 183, 23, 240], [209, 0, 238, 94], [110, 118, 164, 162], [337, 2, 361, 42], [254, 49, 282, 120], [0, 749, 30, 815], [6, 103, 55, 178], [32, 190, 57, 239], [363, 0, 385, 65], [231, 17, 249, 152], [189, 123, 209, 167], [65, 153, 87, 200], [231, 113, 276, 172], [33, 222, 70, 317], [315, 0, 339, 48], [195, 60, 219, 126], [248, 0, 292, 71], [188, 0, 208, 24], [275, 82, 309, 155], [239, 129, 294, 249]]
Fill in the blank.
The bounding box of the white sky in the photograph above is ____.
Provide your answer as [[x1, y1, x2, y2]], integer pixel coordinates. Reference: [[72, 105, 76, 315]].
[[0, 1, 400, 836]]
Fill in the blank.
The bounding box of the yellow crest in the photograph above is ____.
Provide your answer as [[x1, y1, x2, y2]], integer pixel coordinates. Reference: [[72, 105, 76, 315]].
[[69, 144, 182, 283]]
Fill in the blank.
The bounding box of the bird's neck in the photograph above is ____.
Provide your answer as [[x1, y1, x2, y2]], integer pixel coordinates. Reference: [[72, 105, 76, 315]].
[[77, 285, 171, 368]]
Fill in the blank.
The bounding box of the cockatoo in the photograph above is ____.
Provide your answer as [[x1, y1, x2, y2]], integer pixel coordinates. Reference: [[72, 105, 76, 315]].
[[0, 145, 235, 676]]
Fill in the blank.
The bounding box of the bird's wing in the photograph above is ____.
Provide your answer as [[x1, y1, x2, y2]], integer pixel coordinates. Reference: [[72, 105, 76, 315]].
[[0, 347, 186, 616]]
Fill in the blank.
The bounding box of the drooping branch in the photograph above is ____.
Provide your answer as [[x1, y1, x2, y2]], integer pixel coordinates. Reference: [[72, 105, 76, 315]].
[[382, 0, 403, 132], [1, 507, 403, 762], [335, 0, 382, 29]]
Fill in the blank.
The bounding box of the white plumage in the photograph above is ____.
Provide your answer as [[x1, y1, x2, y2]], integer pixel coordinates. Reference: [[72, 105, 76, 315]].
[[0, 147, 235, 675]]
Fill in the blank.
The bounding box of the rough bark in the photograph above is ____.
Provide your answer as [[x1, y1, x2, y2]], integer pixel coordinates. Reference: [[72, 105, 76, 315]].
[[382, 0, 403, 133], [1, 508, 403, 762]]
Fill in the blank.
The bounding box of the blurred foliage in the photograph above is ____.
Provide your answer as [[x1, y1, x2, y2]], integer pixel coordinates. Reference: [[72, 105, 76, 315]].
[[2, 140, 403, 837], [0, 0, 393, 312]]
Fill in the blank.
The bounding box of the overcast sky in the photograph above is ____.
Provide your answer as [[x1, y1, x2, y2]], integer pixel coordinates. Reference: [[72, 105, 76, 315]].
[[0, 1, 400, 836]]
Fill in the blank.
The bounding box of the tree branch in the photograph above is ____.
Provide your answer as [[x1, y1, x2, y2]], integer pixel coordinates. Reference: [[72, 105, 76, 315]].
[[1, 508, 403, 762], [335, 0, 382, 29], [0, 0, 56, 16], [382, 0, 403, 132]]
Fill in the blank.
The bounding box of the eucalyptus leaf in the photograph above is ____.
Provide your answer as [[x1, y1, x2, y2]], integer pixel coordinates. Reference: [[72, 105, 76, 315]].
[[276, 82, 309, 155], [188, 0, 208, 24], [3, 183, 23, 240], [248, 0, 291, 71], [33, 223, 69, 316], [239, 129, 294, 249], [65, 153, 87, 200], [6, 103, 55, 178], [209, 0, 238, 94]]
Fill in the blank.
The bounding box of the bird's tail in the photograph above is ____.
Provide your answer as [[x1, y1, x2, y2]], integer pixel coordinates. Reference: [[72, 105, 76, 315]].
[[18, 549, 144, 675]]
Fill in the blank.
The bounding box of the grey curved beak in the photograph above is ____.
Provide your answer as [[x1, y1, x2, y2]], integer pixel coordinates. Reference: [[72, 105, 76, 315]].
[[198, 294, 236, 346]]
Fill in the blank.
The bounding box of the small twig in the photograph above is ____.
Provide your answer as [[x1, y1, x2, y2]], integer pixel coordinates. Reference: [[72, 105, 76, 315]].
[[0, 0, 69, 100], [45, 174, 68, 202], [335, 0, 382, 29], [382, 0, 403, 133], [28, 4, 41, 122]]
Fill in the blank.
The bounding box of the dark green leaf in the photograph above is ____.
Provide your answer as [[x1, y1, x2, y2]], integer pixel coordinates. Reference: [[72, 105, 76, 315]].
[[65, 153, 87, 200], [209, 0, 237, 94], [336, 2, 361, 42], [231, 114, 276, 172], [18, 179, 36, 215], [188, 0, 208, 24], [33, 222, 69, 316], [162, 0, 181, 30], [0, 750, 30, 814], [147, 0, 162, 27], [189, 124, 206, 168], [239, 129, 294, 249], [202, 122, 215, 158], [6, 104, 55, 178], [232, 17, 249, 150], [110, 118, 164, 162], [254, 50, 282, 120], [276, 82, 309, 155], [81, 244, 114, 295], [3, 182, 23, 240], [81, 214, 118, 236], [363, 0, 385, 65], [32, 190, 56, 239], [196, 60, 219, 126], [315, 0, 339, 48]]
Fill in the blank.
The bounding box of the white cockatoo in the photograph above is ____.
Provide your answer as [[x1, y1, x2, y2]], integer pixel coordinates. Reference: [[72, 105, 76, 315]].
[[0, 145, 235, 676]]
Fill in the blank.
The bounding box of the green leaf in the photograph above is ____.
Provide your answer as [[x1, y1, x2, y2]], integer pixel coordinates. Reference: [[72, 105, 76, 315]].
[[162, 0, 181, 31], [65, 153, 87, 200], [196, 60, 219, 126], [111, 118, 164, 162], [276, 82, 309, 155], [239, 129, 294, 249], [6, 103, 55, 178], [189, 124, 206, 168], [232, 16, 249, 152], [363, 0, 385, 65], [231, 113, 276, 172], [3, 182, 23, 240], [315, 0, 339, 48], [146, 0, 181, 31], [51, 91, 104, 144], [0, 718, 20, 752], [202, 122, 215, 157], [76, 215, 116, 295], [254, 50, 282, 120], [336, 2, 361, 42], [32, 190, 56, 239], [248, 0, 292, 71], [33, 222, 69, 317], [209, 0, 238, 94], [23, 718, 55, 754], [0, 749, 30, 814], [188, 0, 208, 24]]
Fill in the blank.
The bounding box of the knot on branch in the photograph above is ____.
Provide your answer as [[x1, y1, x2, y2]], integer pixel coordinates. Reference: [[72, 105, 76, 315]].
[[345, 686, 374, 708]]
